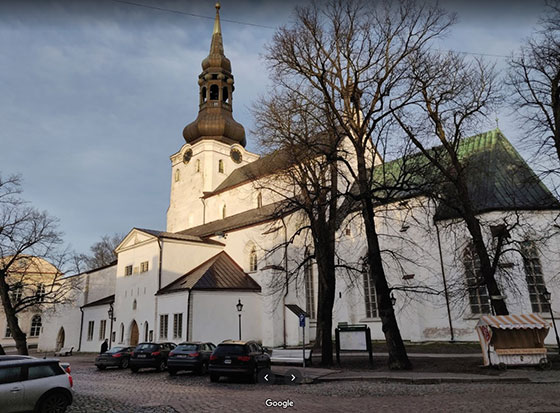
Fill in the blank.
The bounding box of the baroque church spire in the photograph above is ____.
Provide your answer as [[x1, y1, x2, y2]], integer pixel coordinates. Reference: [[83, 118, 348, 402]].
[[183, 3, 246, 147]]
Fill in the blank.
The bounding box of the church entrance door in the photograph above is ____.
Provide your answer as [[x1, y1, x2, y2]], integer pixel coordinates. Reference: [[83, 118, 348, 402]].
[[130, 321, 139, 346]]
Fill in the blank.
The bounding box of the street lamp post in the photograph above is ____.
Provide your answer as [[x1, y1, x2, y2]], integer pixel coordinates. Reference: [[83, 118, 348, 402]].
[[236, 299, 243, 340], [107, 305, 114, 349], [542, 288, 560, 355]]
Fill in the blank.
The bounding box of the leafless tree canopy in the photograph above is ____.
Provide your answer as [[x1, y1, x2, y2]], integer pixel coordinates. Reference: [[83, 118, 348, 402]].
[[263, 0, 455, 369], [83, 233, 123, 270], [508, 0, 560, 174], [0, 173, 79, 354]]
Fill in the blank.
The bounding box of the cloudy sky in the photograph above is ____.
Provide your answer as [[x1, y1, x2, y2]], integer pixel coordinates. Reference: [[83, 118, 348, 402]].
[[0, 0, 549, 256]]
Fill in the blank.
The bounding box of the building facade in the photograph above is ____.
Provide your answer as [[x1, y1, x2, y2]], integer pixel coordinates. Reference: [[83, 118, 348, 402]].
[[32, 4, 560, 353]]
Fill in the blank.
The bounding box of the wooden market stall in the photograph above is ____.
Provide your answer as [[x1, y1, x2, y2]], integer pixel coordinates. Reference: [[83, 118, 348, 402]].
[[475, 313, 551, 369]]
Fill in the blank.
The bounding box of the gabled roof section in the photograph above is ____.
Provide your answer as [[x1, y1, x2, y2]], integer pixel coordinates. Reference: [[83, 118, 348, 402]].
[[157, 251, 261, 295], [368, 129, 560, 220], [206, 150, 294, 197], [116, 227, 224, 252], [180, 201, 294, 238], [81, 294, 115, 309]]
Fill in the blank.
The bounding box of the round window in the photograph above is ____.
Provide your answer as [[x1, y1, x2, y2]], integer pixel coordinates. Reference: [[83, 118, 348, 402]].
[[183, 149, 193, 164]]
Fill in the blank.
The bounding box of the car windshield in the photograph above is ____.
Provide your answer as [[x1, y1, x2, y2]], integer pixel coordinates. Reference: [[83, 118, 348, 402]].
[[106, 347, 125, 354], [175, 344, 198, 352], [136, 344, 157, 351], [214, 344, 246, 356]]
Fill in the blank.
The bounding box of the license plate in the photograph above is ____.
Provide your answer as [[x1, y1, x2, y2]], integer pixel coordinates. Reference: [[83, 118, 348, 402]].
[[138, 354, 146, 358], [224, 359, 231, 364], [178, 355, 187, 358]]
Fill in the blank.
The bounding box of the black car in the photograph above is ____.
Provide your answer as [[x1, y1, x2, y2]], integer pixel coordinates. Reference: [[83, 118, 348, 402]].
[[167, 342, 216, 376], [129, 342, 176, 373], [95, 346, 134, 370], [209, 340, 270, 383]]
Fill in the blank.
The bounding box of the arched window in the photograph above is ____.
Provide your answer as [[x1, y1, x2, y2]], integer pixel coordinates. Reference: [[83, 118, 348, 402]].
[[209, 84, 219, 100], [249, 247, 258, 272], [257, 192, 263, 208], [132, 299, 137, 310], [30, 315, 41, 337], [218, 159, 224, 173], [36, 283, 46, 302], [464, 244, 491, 314], [174, 169, 180, 182], [201, 86, 207, 103], [362, 256, 378, 318], [196, 159, 201, 173], [222, 86, 229, 102], [305, 251, 316, 319], [521, 240, 549, 313], [119, 323, 124, 343], [222, 204, 227, 219]]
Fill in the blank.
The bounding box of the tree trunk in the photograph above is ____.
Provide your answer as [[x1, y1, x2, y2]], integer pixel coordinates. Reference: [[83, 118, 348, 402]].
[[357, 157, 411, 370], [0, 272, 29, 355], [455, 179, 509, 316], [461, 211, 509, 315], [312, 219, 337, 366]]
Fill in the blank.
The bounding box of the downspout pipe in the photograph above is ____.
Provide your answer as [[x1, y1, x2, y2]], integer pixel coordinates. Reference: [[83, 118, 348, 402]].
[[78, 307, 84, 352], [155, 238, 163, 340], [282, 218, 289, 348], [186, 289, 192, 341], [435, 221, 454, 342]]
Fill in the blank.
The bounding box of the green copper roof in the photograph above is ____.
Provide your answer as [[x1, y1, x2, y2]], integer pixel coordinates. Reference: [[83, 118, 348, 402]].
[[372, 129, 560, 220]]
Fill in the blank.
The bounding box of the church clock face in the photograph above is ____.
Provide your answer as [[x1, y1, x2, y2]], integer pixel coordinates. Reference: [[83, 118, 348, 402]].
[[230, 147, 242, 164], [183, 149, 193, 164]]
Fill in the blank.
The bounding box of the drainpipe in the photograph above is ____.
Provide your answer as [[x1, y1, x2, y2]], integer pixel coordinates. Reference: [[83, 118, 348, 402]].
[[200, 197, 207, 225], [78, 307, 84, 351], [155, 238, 164, 339], [186, 289, 192, 341], [435, 221, 454, 342], [282, 218, 289, 348]]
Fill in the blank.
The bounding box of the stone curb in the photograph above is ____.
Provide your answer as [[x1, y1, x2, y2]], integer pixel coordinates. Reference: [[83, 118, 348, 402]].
[[312, 375, 540, 384]]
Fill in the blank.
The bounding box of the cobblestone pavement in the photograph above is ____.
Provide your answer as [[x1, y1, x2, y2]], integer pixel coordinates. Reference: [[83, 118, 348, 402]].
[[67, 356, 560, 413]]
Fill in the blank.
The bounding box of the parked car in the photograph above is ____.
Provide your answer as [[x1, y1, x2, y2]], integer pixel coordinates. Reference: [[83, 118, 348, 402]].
[[167, 342, 216, 376], [129, 342, 176, 373], [209, 340, 271, 383], [95, 346, 134, 370], [0, 357, 74, 413]]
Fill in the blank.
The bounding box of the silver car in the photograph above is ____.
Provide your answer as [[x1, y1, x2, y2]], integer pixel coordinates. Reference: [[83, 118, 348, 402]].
[[0, 357, 74, 413]]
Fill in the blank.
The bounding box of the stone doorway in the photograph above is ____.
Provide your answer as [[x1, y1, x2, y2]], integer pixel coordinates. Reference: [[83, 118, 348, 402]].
[[130, 321, 139, 346]]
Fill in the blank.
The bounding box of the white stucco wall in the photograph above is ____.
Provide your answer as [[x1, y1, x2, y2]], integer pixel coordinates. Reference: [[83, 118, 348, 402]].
[[190, 291, 262, 345]]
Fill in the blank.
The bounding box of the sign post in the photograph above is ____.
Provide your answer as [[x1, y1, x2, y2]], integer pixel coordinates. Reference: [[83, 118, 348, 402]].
[[299, 314, 306, 368], [335, 323, 373, 368]]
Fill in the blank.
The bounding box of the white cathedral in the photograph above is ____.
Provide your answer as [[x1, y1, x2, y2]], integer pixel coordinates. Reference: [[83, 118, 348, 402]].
[[16, 5, 560, 353]]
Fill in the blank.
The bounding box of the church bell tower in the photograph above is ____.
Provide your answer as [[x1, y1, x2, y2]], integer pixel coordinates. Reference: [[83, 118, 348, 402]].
[[166, 3, 258, 233]]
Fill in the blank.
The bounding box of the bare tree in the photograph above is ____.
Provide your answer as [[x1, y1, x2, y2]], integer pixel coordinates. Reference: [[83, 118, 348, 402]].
[[253, 87, 349, 366], [83, 233, 123, 270], [392, 49, 516, 314], [0, 174, 79, 354], [265, 0, 454, 369], [508, 0, 560, 175]]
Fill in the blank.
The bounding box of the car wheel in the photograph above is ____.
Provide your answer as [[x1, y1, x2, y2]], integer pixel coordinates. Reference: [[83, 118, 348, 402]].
[[96, 365, 106, 371], [539, 357, 552, 370], [131, 366, 139, 373], [156, 360, 166, 372], [38, 391, 70, 413], [210, 373, 219, 382], [248, 366, 258, 384], [121, 358, 129, 369], [169, 368, 177, 376]]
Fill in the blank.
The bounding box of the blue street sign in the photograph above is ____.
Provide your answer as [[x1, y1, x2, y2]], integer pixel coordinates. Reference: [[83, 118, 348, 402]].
[[299, 314, 306, 327]]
